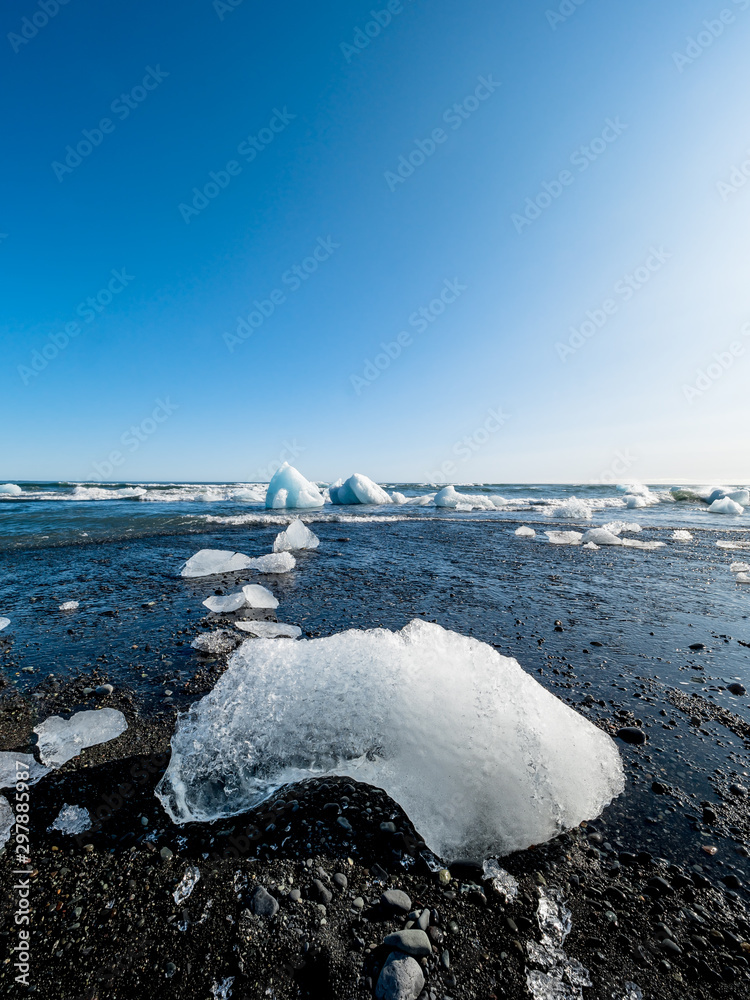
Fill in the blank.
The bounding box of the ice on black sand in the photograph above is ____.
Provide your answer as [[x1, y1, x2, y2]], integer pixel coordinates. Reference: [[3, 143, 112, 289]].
[[181, 549, 295, 578], [515, 526, 535, 537], [242, 584, 278, 609], [48, 804, 92, 835], [0, 796, 14, 849], [157, 620, 624, 861], [273, 518, 319, 552], [191, 630, 240, 654], [234, 621, 302, 639], [202, 592, 246, 613], [0, 751, 50, 789], [34, 708, 128, 767]]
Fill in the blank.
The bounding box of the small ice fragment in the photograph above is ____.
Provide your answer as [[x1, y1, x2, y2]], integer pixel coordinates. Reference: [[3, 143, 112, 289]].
[[730, 562, 750, 573], [482, 859, 519, 901], [241, 584, 279, 609], [180, 549, 253, 578], [34, 708, 128, 768], [583, 542, 599, 549], [515, 526, 536, 538], [210, 978, 235, 1000], [273, 518, 319, 552], [265, 463, 324, 509], [59, 601, 79, 611], [581, 529, 622, 546], [247, 552, 295, 574], [0, 483, 22, 495], [709, 497, 744, 515], [623, 494, 646, 508], [735, 572, 750, 583], [0, 752, 50, 789], [0, 795, 13, 849], [173, 865, 201, 904], [329, 473, 391, 505], [48, 804, 91, 835], [671, 530, 693, 541], [548, 497, 592, 520], [0, 618, 9, 632], [620, 538, 665, 550], [716, 539, 750, 550], [545, 531, 583, 545], [622, 984, 644, 1000], [434, 486, 497, 510], [202, 593, 246, 613], [235, 621, 302, 638], [603, 521, 642, 535], [191, 630, 240, 654]]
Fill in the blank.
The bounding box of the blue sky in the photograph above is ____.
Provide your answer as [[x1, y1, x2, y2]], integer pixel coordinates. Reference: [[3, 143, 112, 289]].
[[1, 0, 749, 483]]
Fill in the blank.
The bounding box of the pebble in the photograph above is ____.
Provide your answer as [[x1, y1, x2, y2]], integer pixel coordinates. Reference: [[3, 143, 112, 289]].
[[312, 879, 332, 906], [375, 952, 424, 1000], [616, 727, 647, 745], [160, 847, 173, 861], [383, 929, 432, 957], [95, 684, 114, 695], [332, 873, 348, 890], [288, 888, 301, 903], [250, 886, 279, 917], [726, 683, 746, 696], [381, 889, 412, 914]]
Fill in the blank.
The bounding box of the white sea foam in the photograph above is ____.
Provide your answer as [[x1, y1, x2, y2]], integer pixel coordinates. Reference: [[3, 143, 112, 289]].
[[548, 497, 592, 520], [156, 621, 624, 860]]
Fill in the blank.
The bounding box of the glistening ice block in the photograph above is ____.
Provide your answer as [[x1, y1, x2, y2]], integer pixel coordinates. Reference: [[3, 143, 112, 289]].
[[156, 621, 624, 861]]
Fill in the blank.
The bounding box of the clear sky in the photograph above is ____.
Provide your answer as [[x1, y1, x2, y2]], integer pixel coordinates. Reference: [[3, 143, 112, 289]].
[[1, 0, 749, 484]]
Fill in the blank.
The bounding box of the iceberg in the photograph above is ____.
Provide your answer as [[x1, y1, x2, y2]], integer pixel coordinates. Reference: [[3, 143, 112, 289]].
[[581, 529, 622, 546], [0, 752, 50, 789], [434, 486, 497, 510], [546, 531, 583, 545], [265, 463, 324, 509], [180, 549, 253, 578], [34, 708, 128, 768], [273, 518, 320, 552], [0, 617, 9, 632], [191, 630, 240, 654], [156, 620, 624, 861], [0, 483, 22, 495], [390, 492, 408, 505], [202, 592, 246, 613], [671, 530, 693, 541], [515, 526, 536, 538], [48, 804, 91, 835], [548, 497, 592, 520], [235, 621, 302, 639], [59, 601, 79, 611], [0, 795, 13, 850], [241, 584, 278, 609], [247, 552, 295, 574], [329, 474, 391, 505], [709, 497, 744, 515]]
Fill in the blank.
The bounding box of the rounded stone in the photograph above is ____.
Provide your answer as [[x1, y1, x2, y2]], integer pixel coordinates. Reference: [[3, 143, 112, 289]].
[[375, 952, 425, 1000], [383, 929, 432, 957], [616, 726, 647, 745], [381, 889, 412, 914], [250, 886, 279, 917]]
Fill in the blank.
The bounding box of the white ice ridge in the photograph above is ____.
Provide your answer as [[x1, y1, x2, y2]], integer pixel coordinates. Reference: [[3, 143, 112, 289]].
[[156, 621, 624, 861], [265, 463, 324, 509], [0, 617, 9, 631], [671, 530, 693, 541], [546, 531, 583, 546], [247, 552, 296, 573], [48, 804, 91, 835], [273, 518, 320, 552], [0, 752, 50, 789], [181, 549, 253, 578], [434, 486, 504, 510], [203, 592, 246, 613], [0, 795, 13, 850], [515, 526, 536, 538], [716, 539, 750, 550], [602, 521, 642, 535], [730, 562, 750, 573], [242, 584, 278, 609], [710, 497, 745, 515], [0, 483, 22, 495], [548, 497, 592, 520], [329, 473, 391, 505], [34, 708, 128, 768], [235, 621, 302, 638]]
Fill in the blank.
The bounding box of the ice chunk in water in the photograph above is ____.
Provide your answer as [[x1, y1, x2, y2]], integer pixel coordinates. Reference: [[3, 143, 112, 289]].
[[156, 621, 624, 861], [0, 618, 9, 632], [273, 518, 319, 552], [48, 804, 91, 835], [549, 497, 591, 520], [330, 473, 391, 505], [202, 593, 246, 613], [603, 521, 641, 535], [621, 538, 665, 550], [0, 483, 22, 495], [34, 708, 128, 767], [581, 529, 621, 546], [623, 495, 646, 509], [717, 539, 750, 550], [181, 549, 253, 578], [173, 865, 201, 904], [709, 497, 744, 515], [191, 630, 240, 654], [0, 752, 50, 789], [671, 530, 693, 541], [265, 463, 324, 509], [735, 572, 750, 584], [0, 795, 13, 849], [515, 526, 536, 538], [59, 601, 79, 611], [242, 584, 278, 609], [583, 542, 599, 550], [390, 491, 408, 505], [434, 486, 499, 510], [235, 621, 302, 638], [730, 562, 750, 573], [248, 552, 295, 574], [546, 531, 583, 546]]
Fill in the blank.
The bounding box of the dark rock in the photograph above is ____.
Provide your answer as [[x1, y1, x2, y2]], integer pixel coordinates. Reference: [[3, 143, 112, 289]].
[[250, 886, 279, 917], [311, 879, 332, 906], [726, 683, 746, 696], [375, 953, 424, 1000], [381, 889, 411, 913], [616, 727, 647, 745], [383, 929, 432, 957]]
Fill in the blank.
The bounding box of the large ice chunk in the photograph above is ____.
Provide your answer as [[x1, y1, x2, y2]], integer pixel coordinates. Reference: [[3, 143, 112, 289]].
[[434, 486, 497, 510], [235, 621, 302, 638], [709, 497, 744, 515], [671, 530, 693, 541], [248, 552, 295, 574], [156, 621, 624, 861], [603, 521, 642, 535], [242, 584, 279, 609], [48, 804, 91, 835], [515, 526, 536, 538], [265, 463, 324, 509], [34, 708, 128, 768], [546, 531, 583, 546], [580, 529, 621, 546], [0, 483, 22, 495], [329, 474, 391, 505], [180, 549, 253, 578], [0, 752, 50, 789], [273, 518, 320, 552], [0, 617, 9, 632], [0, 795, 13, 849], [202, 593, 246, 613]]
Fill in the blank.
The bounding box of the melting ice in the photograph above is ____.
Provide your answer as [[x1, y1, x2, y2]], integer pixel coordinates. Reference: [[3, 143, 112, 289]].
[[34, 708, 128, 767], [273, 518, 320, 551], [329, 473, 391, 505], [48, 804, 91, 835], [156, 621, 624, 861], [265, 463, 324, 509]]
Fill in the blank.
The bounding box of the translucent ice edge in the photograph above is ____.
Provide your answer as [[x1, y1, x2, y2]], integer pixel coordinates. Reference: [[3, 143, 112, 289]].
[[156, 621, 624, 862]]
